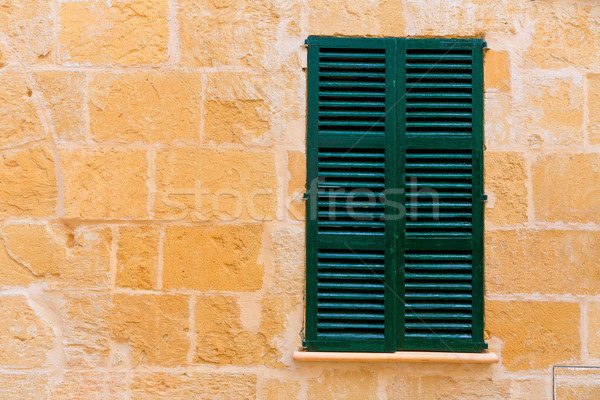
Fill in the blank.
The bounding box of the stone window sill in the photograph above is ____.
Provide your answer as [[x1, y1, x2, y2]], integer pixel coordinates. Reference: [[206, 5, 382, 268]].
[[293, 351, 499, 364]]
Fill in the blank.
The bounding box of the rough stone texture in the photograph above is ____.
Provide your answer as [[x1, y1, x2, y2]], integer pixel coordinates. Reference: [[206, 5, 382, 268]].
[[532, 154, 600, 223], [308, 369, 378, 400], [204, 100, 271, 145], [155, 148, 277, 221], [484, 152, 527, 225], [555, 369, 600, 400], [263, 377, 301, 400], [484, 50, 511, 92], [61, 149, 148, 219], [486, 301, 580, 371], [270, 225, 304, 295], [587, 302, 600, 359], [90, 72, 202, 144], [49, 371, 127, 400], [0, 296, 56, 368], [524, 2, 600, 69], [588, 73, 600, 145], [287, 150, 306, 220], [0, 145, 56, 217], [484, 91, 518, 148], [58, 0, 168, 65], [520, 76, 584, 149], [0, 72, 45, 149], [0, 224, 111, 289], [511, 378, 551, 400], [130, 372, 257, 400], [387, 375, 511, 400], [486, 230, 600, 295], [0, 373, 49, 400], [116, 225, 159, 290], [0, 0, 54, 63], [34, 71, 85, 142], [164, 224, 264, 291]]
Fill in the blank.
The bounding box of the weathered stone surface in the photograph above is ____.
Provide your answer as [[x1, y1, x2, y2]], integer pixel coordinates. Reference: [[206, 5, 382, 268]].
[[61, 149, 148, 219], [270, 225, 304, 295], [404, 0, 523, 36], [164, 225, 264, 291], [486, 301, 580, 371], [484, 50, 510, 92], [532, 154, 600, 223], [308, 0, 399, 36], [0, 373, 48, 400], [587, 74, 600, 145], [62, 294, 111, 369], [0, 72, 45, 149], [520, 76, 584, 148], [484, 152, 527, 225], [155, 149, 277, 221], [0, 296, 56, 368], [286, 150, 305, 221], [0, 0, 54, 63], [486, 230, 600, 295], [178, 0, 279, 69], [116, 225, 159, 290], [90, 72, 202, 144], [525, 2, 600, 69], [308, 369, 378, 400], [263, 377, 301, 400], [0, 224, 111, 289], [130, 372, 256, 400], [555, 368, 600, 400], [511, 378, 551, 400], [34, 71, 85, 142], [59, 0, 168, 65], [387, 375, 511, 400], [204, 100, 271, 145], [50, 371, 126, 400], [484, 92, 519, 148], [587, 302, 600, 359], [110, 294, 188, 366], [0, 145, 56, 217]]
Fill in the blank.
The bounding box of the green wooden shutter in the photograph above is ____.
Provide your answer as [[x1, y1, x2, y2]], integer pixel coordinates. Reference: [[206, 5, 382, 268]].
[[398, 39, 485, 352], [304, 36, 398, 352]]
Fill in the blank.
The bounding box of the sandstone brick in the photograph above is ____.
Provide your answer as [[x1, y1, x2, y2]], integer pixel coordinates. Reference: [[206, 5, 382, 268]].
[[270, 225, 304, 295], [155, 149, 277, 221], [34, 71, 85, 142], [0, 224, 111, 289], [178, 0, 279, 69], [484, 92, 519, 148], [130, 372, 256, 400], [0, 145, 56, 217], [587, 302, 600, 359], [0, 72, 45, 149], [484, 152, 527, 225], [59, 0, 168, 65], [486, 230, 600, 295], [555, 368, 600, 400], [532, 154, 600, 223], [486, 301, 580, 371], [61, 149, 148, 219], [90, 72, 202, 144], [525, 2, 600, 69], [587, 74, 600, 145], [263, 377, 301, 400], [0, 373, 48, 400], [116, 226, 159, 290], [164, 225, 264, 291], [520, 76, 584, 148], [204, 100, 271, 145], [404, 0, 523, 36], [308, 369, 378, 400], [50, 371, 126, 400], [387, 375, 511, 400], [511, 378, 551, 400], [110, 294, 188, 367], [484, 50, 510, 92], [0, 295, 56, 368], [287, 150, 305, 221], [62, 294, 111, 369], [308, 0, 381, 36], [0, 0, 54, 63]]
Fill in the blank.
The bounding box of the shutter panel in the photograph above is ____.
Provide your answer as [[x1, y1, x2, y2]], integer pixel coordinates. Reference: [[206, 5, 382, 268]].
[[304, 37, 398, 352], [399, 39, 485, 352]]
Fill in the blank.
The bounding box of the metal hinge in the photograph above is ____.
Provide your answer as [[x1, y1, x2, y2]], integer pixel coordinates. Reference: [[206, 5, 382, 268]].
[[482, 194, 488, 202], [302, 192, 309, 200]]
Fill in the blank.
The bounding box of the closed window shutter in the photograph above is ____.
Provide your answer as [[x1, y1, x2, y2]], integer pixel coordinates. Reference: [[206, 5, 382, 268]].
[[304, 37, 484, 353], [399, 39, 485, 352], [304, 37, 398, 352]]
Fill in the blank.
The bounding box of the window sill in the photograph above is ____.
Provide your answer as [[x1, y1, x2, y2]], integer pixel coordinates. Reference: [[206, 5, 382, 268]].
[[293, 351, 499, 364]]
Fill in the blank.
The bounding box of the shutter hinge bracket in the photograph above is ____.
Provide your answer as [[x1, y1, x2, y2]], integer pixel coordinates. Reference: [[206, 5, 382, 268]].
[[482, 194, 488, 202], [482, 41, 488, 49], [302, 192, 309, 200]]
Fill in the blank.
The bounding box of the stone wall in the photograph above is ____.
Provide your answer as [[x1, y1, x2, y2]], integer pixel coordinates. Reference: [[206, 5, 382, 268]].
[[0, 0, 599, 398]]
